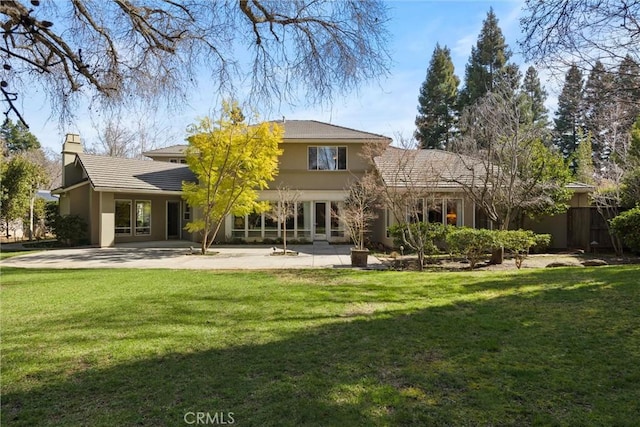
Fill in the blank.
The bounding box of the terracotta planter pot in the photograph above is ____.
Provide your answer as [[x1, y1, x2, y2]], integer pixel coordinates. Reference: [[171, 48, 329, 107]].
[[350, 248, 369, 267]]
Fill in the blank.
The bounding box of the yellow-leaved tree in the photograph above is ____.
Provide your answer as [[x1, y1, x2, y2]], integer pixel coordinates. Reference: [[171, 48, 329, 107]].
[[182, 102, 283, 254]]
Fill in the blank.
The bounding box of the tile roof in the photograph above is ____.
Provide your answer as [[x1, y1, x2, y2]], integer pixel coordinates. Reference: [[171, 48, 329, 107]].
[[273, 120, 391, 140], [142, 120, 391, 157], [373, 147, 484, 189], [76, 153, 196, 192]]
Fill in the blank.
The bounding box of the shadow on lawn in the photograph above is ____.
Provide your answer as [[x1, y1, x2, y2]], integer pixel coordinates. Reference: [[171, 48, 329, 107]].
[[3, 268, 640, 426]]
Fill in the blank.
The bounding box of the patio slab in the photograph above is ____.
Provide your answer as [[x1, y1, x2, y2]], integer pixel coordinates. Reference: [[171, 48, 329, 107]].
[[0, 241, 381, 270]]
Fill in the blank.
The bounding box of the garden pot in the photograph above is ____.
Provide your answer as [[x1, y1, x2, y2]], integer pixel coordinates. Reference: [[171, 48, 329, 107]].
[[350, 248, 369, 267]]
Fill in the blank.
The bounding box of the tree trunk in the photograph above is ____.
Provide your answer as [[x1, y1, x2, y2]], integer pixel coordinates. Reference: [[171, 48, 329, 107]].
[[490, 246, 504, 264]]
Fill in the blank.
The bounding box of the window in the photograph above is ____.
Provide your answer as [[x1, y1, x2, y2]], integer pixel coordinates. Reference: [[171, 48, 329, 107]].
[[446, 199, 462, 226], [427, 199, 443, 224], [331, 202, 344, 237], [115, 200, 132, 235], [408, 199, 424, 223], [180, 159, 187, 164], [183, 202, 191, 221], [169, 158, 178, 163], [263, 213, 278, 238], [308, 146, 347, 170], [296, 202, 312, 239], [135, 201, 151, 235]]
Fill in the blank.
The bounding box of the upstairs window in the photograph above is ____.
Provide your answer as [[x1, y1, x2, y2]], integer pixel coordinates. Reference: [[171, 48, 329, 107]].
[[308, 146, 347, 170]]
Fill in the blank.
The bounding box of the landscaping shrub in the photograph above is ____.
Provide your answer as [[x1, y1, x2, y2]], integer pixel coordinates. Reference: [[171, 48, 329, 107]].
[[389, 222, 449, 269], [52, 214, 88, 246], [499, 230, 550, 269], [610, 206, 640, 253], [446, 227, 500, 269]]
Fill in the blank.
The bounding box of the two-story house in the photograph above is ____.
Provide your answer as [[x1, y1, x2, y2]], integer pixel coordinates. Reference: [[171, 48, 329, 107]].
[[53, 120, 593, 250], [53, 120, 391, 247]]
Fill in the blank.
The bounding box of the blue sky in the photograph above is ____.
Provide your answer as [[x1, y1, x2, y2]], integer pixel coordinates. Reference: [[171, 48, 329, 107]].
[[24, 0, 551, 152]]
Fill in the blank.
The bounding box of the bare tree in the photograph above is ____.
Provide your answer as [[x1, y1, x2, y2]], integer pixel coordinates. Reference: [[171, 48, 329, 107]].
[[88, 117, 139, 158], [337, 173, 379, 251], [266, 184, 300, 254], [451, 86, 572, 231], [520, 1, 640, 69], [369, 137, 450, 271], [0, 0, 390, 125]]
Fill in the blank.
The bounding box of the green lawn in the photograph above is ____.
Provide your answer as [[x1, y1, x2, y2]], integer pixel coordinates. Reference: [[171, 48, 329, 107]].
[[2, 267, 639, 426]]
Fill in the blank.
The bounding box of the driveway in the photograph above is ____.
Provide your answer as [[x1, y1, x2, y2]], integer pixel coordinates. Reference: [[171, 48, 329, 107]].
[[0, 241, 381, 270]]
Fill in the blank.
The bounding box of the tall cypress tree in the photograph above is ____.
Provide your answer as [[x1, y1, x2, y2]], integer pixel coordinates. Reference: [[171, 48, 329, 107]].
[[521, 66, 549, 129], [415, 44, 460, 149], [583, 61, 615, 169], [554, 64, 585, 163], [616, 55, 640, 131], [459, 8, 512, 110]]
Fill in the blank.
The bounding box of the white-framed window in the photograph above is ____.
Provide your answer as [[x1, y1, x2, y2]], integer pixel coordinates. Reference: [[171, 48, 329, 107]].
[[115, 200, 132, 235], [135, 200, 151, 235], [308, 146, 347, 170], [183, 202, 191, 220], [330, 202, 344, 237]]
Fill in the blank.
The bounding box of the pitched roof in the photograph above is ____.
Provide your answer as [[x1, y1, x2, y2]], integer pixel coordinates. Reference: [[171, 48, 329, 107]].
[[141, 144, 187, 157], [374, 148, 482, 189], [273, 120, 391, 141], [142, 120, 391, 157], [76, 153, 196, 193]]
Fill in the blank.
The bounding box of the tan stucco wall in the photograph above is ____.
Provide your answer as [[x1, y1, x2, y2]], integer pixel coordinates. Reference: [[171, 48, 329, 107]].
[[110, 194, 185, 243], [99, 192, 115, 247], [90, 188, 100, 245], [524, 212, 568, 249], [272, 142, 368, 190], [66, 184, 91, 224]]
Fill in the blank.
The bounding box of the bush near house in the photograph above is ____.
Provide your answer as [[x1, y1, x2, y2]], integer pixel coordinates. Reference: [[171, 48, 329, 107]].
[[52, 215, 88, 247], [388, 222, 448, 265], [610, 206, 640, 253], [499, 230, 551, 269], [446, 227, 500, 269]]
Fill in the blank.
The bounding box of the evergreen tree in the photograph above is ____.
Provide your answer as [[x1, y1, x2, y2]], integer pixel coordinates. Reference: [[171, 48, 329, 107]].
[[415, 44, 460, 149], [583, 61, 615, 169], [521, 66, 549, 129], [0, 119, 40, 156], [554, 64, 585, 164], [616, 55, 640, 132], [459, 8, 512, 110], [572, 130, 595, 184]]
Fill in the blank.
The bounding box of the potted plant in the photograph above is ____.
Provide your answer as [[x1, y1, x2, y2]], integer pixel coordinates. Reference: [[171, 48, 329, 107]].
[[339, 174, 379, 267]]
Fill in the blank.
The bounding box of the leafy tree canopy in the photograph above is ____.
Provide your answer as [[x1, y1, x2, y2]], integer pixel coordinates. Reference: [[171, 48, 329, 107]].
[[182, 101, 283, 254]]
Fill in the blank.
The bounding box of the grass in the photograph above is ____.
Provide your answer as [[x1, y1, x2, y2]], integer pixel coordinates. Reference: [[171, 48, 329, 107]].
[[1, 266, 639, 426], [0, 250, 36, 260]]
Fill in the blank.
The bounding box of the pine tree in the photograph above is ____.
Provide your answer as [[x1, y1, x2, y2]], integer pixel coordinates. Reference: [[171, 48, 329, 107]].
[[415, 44, 460, 150], [583, 61, 615, 169], [0, 119, 40, 157], [521, 66, 549, 128], [554, 64, 585, 164], [572, 130, 595, 184], [459, 8, 512, 110], [616, 55, 640, 132]]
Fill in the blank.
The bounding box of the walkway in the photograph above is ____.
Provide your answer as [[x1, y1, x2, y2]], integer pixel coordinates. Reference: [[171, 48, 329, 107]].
[[0, 241, 381, 270]]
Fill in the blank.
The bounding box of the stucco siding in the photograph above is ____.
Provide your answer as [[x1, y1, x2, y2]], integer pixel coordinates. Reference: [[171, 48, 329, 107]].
[[111, 193, 184, 243]]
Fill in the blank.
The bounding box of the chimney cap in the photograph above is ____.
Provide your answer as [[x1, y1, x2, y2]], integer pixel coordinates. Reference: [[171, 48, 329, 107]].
[[64, 133, 81, 143]]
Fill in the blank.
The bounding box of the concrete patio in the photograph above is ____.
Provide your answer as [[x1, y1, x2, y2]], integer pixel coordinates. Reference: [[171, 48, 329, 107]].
[[0, 241, 382, 270]]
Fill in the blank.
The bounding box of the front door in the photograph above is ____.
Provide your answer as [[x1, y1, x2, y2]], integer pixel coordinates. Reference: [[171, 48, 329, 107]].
[[314, 202, 327, 240], [167, 201, 180, 239]]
